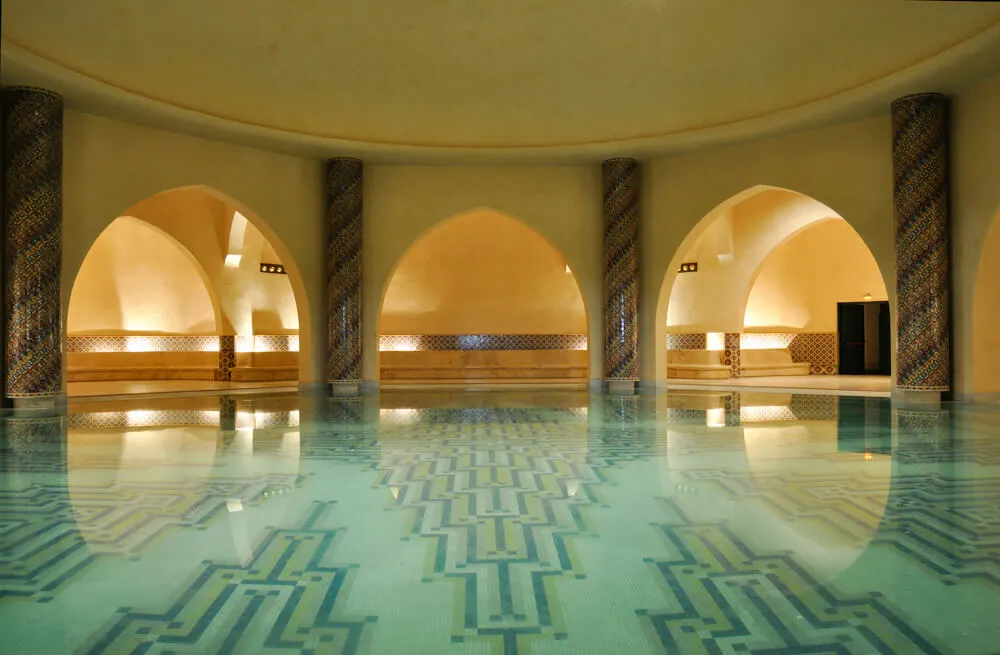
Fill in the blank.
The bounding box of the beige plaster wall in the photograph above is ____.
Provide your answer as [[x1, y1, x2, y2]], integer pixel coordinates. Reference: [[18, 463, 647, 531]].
[[67, 217, 218, 334], [380, 210, 587, 335], [60, 112, 324, 383], [971, 210, 1000, 394], [365, 165, 602, 381], [743, 219, 888, 332], [953, 72, 1000, 397], [47, 69, 1000, 393]]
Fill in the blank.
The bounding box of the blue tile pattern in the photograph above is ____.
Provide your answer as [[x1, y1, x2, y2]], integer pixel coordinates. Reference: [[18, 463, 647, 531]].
[[1, 391, 999, 654]]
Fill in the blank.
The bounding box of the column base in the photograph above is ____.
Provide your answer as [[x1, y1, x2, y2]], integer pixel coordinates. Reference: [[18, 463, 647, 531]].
[[298, 382, 331, 394], [607, 380, 637, 394], [331, 382, 361, 398], [10, 395, 66, 414], [891, 389, 943, 407]]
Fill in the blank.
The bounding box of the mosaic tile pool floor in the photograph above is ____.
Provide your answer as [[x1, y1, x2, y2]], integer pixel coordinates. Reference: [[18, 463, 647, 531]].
[[1, 389, 999, 654]]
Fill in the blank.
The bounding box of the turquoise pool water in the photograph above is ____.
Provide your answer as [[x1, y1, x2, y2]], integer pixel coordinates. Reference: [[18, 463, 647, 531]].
[[1, 389, 998, 654]]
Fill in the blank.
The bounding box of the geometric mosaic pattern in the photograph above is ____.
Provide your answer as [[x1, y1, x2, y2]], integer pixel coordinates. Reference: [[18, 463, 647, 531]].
[[81, 502, 375, 655], [255, 334, 300, 353], [0, 474, 303, 603], [679, 469, 1000, 591], [379, 334, 588, 352], [789, 332, 839, 375], [67, 335, 220, 353], [740, 332, 839, 375], [326, 158, 364, 383], [892, 92, 951, 392], [3, 88, 64, 398], [3, 391, 1000, 653], [724, 332, 741, 378], [603, 158, 640, 382], [66, 410, 223, 430], [372, 413, 618, 654], [665, 334, 707, 351], [639, 499, 947, 654], [216, 334, 235, 381]]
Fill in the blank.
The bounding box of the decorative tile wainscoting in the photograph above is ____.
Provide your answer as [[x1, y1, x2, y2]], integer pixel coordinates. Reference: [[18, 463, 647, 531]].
[[667, 332, 839, 376], [66, 335, 299, 382], [665, 334, 708, 350], [67, 336, 220, 353], [742, 333, 838, 375], [379, 334, 588, 352]]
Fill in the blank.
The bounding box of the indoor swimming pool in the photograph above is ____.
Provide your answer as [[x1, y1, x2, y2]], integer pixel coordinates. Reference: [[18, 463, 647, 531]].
[[1, 389, 998, 654]]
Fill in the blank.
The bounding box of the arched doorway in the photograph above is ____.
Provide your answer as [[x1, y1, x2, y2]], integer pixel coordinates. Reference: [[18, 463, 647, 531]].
[[65, 188, 307, 395], [656, 187, 890, 392], [377, 209, 590, 385]]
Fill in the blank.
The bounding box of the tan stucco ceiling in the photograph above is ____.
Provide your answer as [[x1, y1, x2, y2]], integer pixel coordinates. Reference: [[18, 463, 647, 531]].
[[3, 0, 1000, 161]]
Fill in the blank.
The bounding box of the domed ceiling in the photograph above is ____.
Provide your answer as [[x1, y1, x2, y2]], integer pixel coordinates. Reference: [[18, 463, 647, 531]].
[[3, 0, 1000, 159]]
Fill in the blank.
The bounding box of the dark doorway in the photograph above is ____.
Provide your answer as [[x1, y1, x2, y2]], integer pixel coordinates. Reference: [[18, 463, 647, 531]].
[[838, 301, 891, 375]]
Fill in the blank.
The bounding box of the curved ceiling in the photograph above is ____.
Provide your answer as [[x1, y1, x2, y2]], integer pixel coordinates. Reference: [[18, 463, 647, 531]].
[[3, 0, 1000, 160]]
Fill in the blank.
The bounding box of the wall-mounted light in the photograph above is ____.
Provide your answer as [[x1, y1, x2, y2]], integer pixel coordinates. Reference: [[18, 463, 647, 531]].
[[565, 264, 572, 274], [260, 262, 286, 275], [678, 262, 698, 273], [863, 292, 873, 301]]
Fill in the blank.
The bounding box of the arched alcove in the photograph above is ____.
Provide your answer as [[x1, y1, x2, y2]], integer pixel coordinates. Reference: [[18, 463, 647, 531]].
[[972, 208, 1000, 395], [656, 186, 891, 384], [377, 209, 589, 384], [65, 187, 308, 390]]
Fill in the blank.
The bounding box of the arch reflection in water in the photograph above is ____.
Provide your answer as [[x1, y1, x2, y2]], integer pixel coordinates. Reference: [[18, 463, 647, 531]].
[[0, 390, 998, 653]]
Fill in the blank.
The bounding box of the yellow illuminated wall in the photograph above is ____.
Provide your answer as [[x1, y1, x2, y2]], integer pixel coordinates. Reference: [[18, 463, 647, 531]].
[[666, 189, 864, 333], [67, 217, 218, 335], [744, 219, 888, 331], [67, 189, 298, 339], [380, 209, 588, 335]]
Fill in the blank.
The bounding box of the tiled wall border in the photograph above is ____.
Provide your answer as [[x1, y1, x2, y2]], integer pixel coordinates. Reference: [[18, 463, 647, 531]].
[[379, 334, 588, 352], [68, 335, 301, 354], [666, 334, 707, 350]]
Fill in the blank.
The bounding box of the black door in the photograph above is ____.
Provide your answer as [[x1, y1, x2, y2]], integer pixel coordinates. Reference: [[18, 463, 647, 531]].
[[838, 303, 866, 375]]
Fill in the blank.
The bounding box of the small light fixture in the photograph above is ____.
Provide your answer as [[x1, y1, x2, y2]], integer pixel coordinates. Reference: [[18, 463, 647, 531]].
[[260, 262, 286, 275], [864, 451, 873, 462], [565, 264, 572, 274], [678, 262, 698, 274], [863, 291, 873, 301]]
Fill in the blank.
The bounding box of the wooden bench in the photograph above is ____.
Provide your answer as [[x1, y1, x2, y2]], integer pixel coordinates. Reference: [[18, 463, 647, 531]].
[[232, 352, 298, 382], [667, 350, 730, 379], [740, 348, 810, 377], [380, 349, 587, 383], [67, 351, 219, 382]]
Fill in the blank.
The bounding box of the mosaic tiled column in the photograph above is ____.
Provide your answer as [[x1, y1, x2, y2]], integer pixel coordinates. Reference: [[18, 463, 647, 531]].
[[325, 158, 363, 392], [602, 158, 640, 390], [892, 93, 950, 395], [3, 88, 63, 401], [216, 335, 235, 382]]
